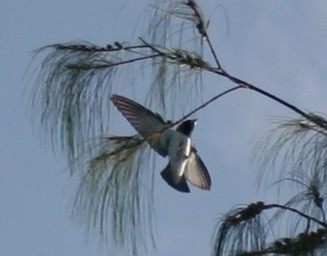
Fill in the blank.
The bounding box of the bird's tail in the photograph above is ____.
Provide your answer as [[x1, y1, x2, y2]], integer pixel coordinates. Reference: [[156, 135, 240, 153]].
[[160, 163, 190, 193]]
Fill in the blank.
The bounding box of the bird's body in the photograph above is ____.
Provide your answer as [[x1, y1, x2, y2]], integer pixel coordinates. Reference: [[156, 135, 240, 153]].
[[111, 94, 211, 192]]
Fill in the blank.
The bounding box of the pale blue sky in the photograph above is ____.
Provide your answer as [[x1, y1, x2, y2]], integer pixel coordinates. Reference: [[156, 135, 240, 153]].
[[1, 1, 327, 256]]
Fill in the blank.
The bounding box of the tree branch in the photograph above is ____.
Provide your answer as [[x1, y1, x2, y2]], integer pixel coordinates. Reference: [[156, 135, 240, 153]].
[[264, 203, 327, 228], [171, 85, 242, 126]]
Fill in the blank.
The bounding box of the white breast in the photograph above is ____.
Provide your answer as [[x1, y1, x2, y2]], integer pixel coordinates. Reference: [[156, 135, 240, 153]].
[[167, 131, 192, 177]]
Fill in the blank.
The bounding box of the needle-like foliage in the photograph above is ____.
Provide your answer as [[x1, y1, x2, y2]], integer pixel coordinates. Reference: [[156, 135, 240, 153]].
[[29, 2, 211, 254], [31, 42, 126, 164], [273, 172, 326, 235], [72, 135, 156, 255], [235, 228, 327, 256], [212, 202, 266, 256], [29, 1, 327, 255], [143, 0, 208, 114], [212, 201, 327, 256], [231, 113, 327, 256], [255, 113, 327, 185], [146, 0, 206, 49], [30, 1, 213, 163]]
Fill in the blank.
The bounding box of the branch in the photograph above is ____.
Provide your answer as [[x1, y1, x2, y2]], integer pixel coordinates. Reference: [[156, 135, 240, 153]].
[[67, 53, 161, 70], [206, 67, 310, 120], [264, 203, 327, 228], [186, 0, 222, 69], [184, 1, 312, 121], [171, 85, 242, 126], [49, 42, 149, 52]]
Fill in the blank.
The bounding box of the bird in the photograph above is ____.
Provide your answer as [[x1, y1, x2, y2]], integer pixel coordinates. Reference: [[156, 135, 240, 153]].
[[110, 94, 211, 193]]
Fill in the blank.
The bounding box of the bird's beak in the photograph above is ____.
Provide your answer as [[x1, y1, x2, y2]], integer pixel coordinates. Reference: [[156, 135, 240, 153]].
[[192, 118, 198, 125]]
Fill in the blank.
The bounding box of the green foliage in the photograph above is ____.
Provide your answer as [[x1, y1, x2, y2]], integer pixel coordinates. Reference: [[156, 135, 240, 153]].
[[30, 0, 327, 255], [72, 135, 156, 254], [213, 114, 327, 256]]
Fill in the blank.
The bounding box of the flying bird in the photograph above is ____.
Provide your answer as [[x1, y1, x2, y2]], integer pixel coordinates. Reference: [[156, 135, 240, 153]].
[[110, 94, 211, 193]]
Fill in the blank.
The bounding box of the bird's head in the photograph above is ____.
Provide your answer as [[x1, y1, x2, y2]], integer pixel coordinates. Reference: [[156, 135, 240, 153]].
[[176, 119, 197, 137]]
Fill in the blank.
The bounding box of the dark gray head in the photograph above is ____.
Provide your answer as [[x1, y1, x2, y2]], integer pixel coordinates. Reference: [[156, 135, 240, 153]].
[[176, 119, 197, 137]]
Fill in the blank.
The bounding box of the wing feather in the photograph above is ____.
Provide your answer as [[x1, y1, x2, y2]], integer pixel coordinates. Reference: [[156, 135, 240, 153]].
[[111, 94, 169, 156], [184, 149, 211, 190]]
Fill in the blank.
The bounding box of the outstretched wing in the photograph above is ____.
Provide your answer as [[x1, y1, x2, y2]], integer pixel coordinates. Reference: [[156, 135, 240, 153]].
[[111, 94, 169, 156], [184, 148, 211, 190]]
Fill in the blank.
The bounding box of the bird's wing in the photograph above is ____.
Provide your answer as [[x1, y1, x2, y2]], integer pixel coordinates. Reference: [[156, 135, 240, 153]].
[[184, 148, 211, 190], [160, 163, 190, 193], [111, 94, 169, 156]]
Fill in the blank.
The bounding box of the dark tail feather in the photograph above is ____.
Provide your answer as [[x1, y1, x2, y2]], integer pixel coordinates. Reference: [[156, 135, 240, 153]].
[[160, 164, 190, 193]]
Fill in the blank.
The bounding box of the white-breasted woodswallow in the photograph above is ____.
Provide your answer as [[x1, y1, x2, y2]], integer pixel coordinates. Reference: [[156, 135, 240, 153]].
[[111, 94, 211, 193]]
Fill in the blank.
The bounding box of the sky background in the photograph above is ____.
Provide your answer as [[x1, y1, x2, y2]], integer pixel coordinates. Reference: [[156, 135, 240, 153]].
[[1, 1, 327, 255]]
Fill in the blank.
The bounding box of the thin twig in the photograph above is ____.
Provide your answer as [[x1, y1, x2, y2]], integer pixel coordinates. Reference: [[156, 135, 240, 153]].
[[144, 86, 242, 142], [185, 0, 311, 121], [205, 37, 222, 70], [49, 43, 150, 53], [185, 0, 222, 69], [140, 37, 309, 123], [206, 67, 310, 120], [171, 85, 242, 127], [139, 37, 165, 56], [264, 203, 327, 228], [67, 54, 161, 70]]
